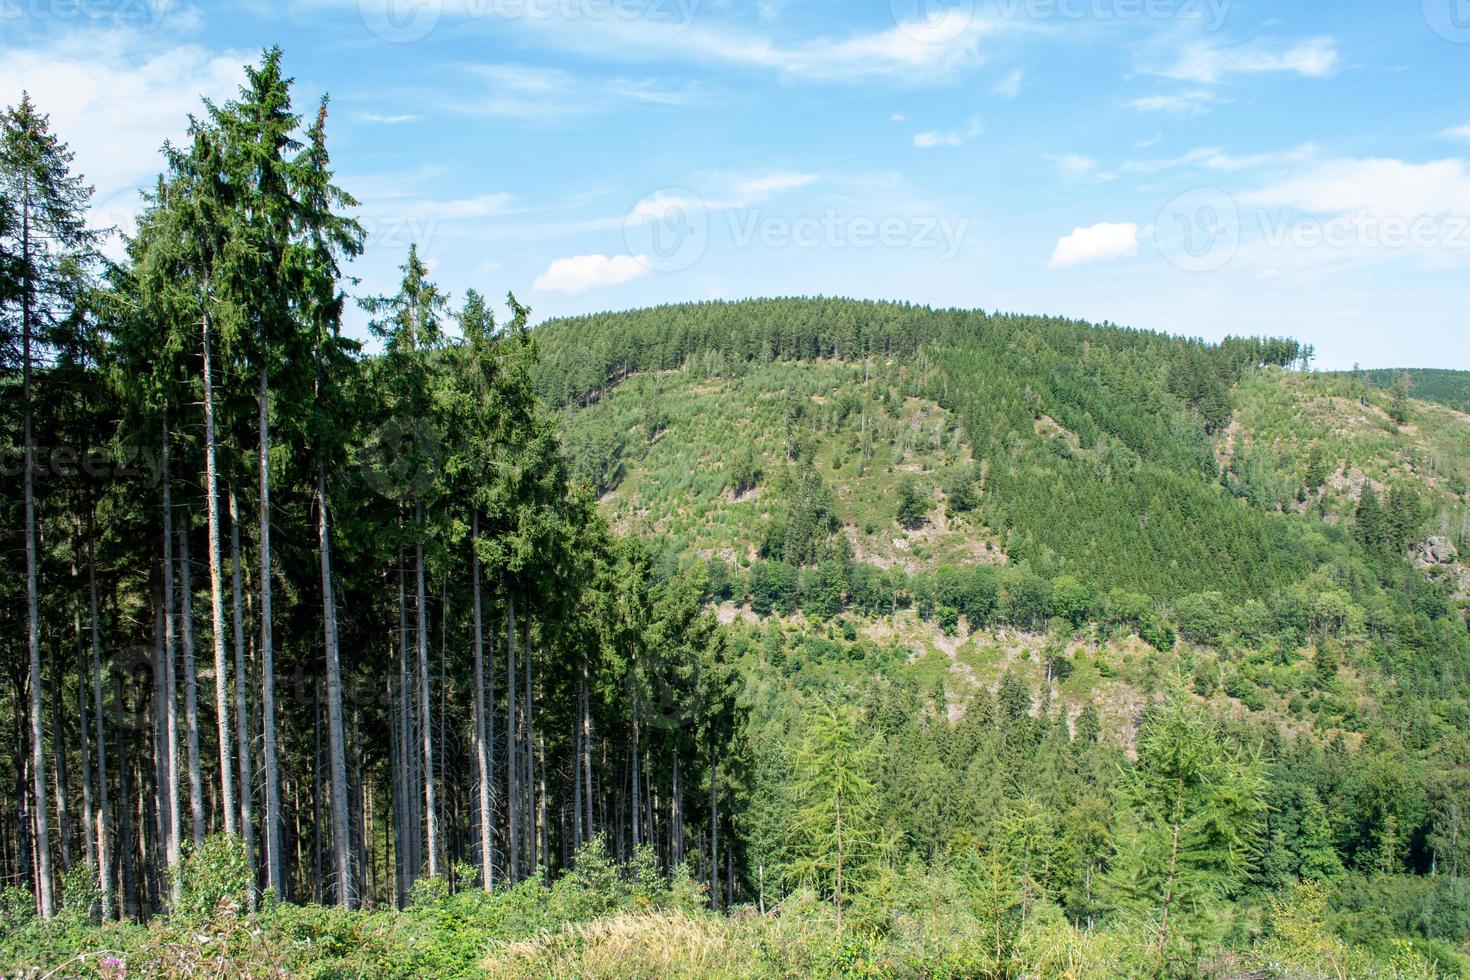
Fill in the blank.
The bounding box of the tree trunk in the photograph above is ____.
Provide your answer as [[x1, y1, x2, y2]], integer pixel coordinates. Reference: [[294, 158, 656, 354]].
[[114, 672, 135, 920], [178, 519, 205, 846], [319, 465, 354, 907], [161, 415, 182, 900], [471, 514, 494, 892], [259, 370, 284, 899], [21, 202, 53, 915], [201, 313, 238, 837], [415, 509, 438, 878], [631, 693, 641, 851], [87, 523, 114, 919], [506, 590, 518, 882], [52, 653, 73, 871], [228, 488, 254, 901], [710, 743, 719, 911], [524, 621, 539, 874], [582, 672, 594, 844], [395, 545, 411, 905]]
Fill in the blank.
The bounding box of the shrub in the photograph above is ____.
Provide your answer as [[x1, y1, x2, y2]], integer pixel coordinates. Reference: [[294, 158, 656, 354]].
[[172, 834, 252, 922]]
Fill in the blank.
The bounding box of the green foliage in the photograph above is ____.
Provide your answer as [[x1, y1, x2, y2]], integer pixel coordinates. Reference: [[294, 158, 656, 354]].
[[0, 885, 35, 932], [172, 835, 253, 922], [786, 702, 886, 923], [59, 862, 101, 925], [1106, 694, 1267, 975], [895, 475, 931, 528]]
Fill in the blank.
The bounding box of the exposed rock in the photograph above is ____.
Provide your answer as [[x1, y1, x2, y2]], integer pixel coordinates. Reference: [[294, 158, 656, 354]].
[[1415, 536, 1459, 567]]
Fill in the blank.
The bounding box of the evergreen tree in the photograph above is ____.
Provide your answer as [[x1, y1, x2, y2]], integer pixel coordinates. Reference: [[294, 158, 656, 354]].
[[1, 92, 103, 919], [786, 701, 884, 927], [1106, 695, 1266, 975]]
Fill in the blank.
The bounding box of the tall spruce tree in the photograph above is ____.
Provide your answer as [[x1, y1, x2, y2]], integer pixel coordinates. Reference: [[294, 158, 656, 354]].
[[0, 92, 103, 919]]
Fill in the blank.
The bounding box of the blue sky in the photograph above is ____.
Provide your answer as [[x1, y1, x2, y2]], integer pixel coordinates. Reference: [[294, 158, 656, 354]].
[[7, 0, 1469, 369]]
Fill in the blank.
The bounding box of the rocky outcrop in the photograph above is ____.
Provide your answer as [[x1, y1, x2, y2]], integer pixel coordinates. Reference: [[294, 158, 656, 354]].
[[1415, 536, 1460, 567]]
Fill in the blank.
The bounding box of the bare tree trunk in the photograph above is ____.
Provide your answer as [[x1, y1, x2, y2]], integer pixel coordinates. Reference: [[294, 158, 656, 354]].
[[20, 178, 55, 919], [506, 590, 518, 881], [318, 466, 353, 907], [387, 671, 403, 907], [672, 753, 683, 867], [201, 313, 237, 837], [52, 654, 73, 871], [471, 514, 494, 892], [161, 416, 182, 901], [86, 524, 114, 918], [114, 673, 134, 920], [572, 682, 583, 853], [313, 683, 323, 904], [259, 370, 284, 898], [524, 622, 539, 873], [228, 488, 253, 900], [582, 672, 594, 844], [631, 692, 641, 850], [710, 742, 719, 911], [414, 508, 438, 878], [178, 520, 205, 846], [77, 618, 95, 874], [395, 545, 411, 905]]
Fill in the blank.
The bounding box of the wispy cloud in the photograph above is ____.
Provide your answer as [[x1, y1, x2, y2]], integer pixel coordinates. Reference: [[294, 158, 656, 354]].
[[1126, 90, 1221, 115], [357, 111, 418, 124], [1440, 123, 1470, 144], [992, 68, 1024, 100], [1240, 157, 1470, 218], [1046, 153, 1113, 183], [1123, 144, 1316, 177], [1139, 35, 1339, 85], [915, 117, 983, 149], [449, 63, 698, 119], [506, 6, 1004, 83]]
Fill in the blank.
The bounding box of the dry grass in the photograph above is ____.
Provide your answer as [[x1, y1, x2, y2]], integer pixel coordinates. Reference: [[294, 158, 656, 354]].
[[482, 909, 757, 979]]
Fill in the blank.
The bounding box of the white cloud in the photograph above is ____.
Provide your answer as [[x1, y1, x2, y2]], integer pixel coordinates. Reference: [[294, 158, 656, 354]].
[[1046, 153, 1112, 183], [1123, 144, 1315, 177], [357, 112, 418, 124], [731, 173, 819, 198], [1141, 35, 1338, 85], [630, 171, 818, 224], [0, 34, 246, 237], [1440, 124, 1470, 144], [992, 68, 1023, 100], [914, 117, 983, 149], [1049, 222, 1139, 268], [454, 64, 696, 118], [890, 113, 906, 123], [1127, 90, 1220, 115], [495, 4, 1002, 83], [533, 253, 649, 293], [1240, 158, 1470, 218]]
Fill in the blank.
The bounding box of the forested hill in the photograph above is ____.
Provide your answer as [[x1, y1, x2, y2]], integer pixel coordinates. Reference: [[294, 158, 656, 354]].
[[1349, 368, 1470, 413], [535, 299, 1326, 598]]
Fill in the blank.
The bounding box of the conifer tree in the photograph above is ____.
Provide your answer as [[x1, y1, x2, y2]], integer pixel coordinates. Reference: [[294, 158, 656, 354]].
[[0, 92, 103, 919], [1106, 695, 1266, 974]]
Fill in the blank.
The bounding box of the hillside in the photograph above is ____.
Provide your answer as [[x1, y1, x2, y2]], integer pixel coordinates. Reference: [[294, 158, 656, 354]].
[[1344, 369, 1470, 413], [541, 296, 1469, 752]]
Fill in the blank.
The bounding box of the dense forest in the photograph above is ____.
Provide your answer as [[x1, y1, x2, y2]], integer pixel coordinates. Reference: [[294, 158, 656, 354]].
[[3, 49, 1470, 978]]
